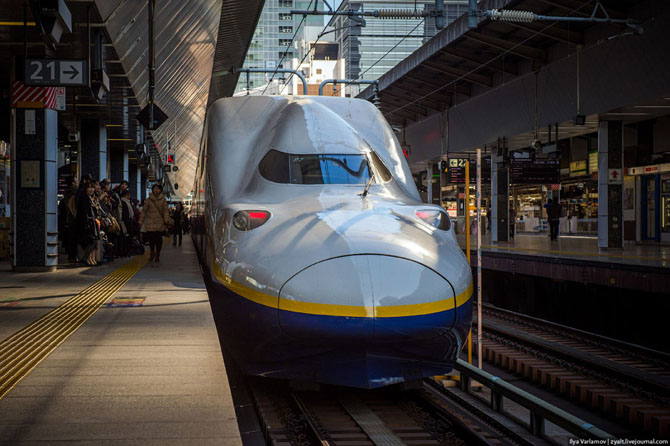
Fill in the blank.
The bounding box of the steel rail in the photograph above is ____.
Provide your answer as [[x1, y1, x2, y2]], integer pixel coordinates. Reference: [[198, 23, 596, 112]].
[[420, 379, 531, 446], [478, 318, 670, 396], [482, 303, 670, 364], [454, 359, 615, 440], [290, 392, 332, 446]]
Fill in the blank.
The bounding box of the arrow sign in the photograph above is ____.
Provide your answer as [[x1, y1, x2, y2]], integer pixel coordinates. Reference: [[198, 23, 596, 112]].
[[63, 65, 79, 80], [608, 168, 623, 184], [25, 59, 87, 86]]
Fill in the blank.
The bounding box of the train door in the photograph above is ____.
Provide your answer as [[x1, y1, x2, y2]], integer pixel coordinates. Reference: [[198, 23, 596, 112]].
[[641, 174, 660, 242]]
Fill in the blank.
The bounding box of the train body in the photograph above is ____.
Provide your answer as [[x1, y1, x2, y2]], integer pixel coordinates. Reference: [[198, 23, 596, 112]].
[[191, 96, 472, 388]]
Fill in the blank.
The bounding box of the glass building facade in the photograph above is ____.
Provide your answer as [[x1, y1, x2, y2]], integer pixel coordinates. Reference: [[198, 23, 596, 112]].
[[235, 0, 324, 94], [235, 0, 468, 96], [331, 0, 469, 96]]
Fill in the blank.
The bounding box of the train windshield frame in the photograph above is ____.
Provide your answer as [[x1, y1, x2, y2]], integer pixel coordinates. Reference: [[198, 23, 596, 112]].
[[258, 149, 393, 185]]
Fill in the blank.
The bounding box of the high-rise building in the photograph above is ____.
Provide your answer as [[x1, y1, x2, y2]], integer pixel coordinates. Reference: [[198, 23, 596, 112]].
[[290, 42, 346, 96], [330, 0, 469, 96], [234, 0, 325, 95]]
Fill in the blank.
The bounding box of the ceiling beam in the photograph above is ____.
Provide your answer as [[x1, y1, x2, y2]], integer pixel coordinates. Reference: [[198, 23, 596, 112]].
[[382, 87, 444, 112], [535, 0, 625, 20], [399, 73, 470, 98], [441, 47, 518, 76], [424, 59, 493, 88], [385, 107, 418, 123], [497, 21, 582, 46], [385, 86, 445, 110], [464, 31, 546, 62], [380, 95, 427, 117]]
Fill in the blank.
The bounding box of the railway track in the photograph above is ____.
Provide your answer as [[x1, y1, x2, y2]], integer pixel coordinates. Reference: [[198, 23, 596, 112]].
[[474, 303, 670, 437], [246, 377, 541, 445]]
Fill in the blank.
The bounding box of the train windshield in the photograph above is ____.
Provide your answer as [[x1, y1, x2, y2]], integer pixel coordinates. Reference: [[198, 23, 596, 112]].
[[259, 149, 392, 185]]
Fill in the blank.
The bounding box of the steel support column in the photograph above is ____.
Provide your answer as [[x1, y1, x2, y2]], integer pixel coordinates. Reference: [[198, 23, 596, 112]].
[[598, 120, 623, 249], [80, 119, 107, 180], [11, 108, 58, 271], [491, 155, 509, 242]]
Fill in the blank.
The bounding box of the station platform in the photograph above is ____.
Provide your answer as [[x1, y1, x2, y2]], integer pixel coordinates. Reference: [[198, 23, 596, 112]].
[[0, 239, 242, 445], [457, 233, 670, 293]]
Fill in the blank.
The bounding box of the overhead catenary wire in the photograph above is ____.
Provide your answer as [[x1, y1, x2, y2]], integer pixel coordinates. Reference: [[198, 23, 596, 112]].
[[385, 0, 600, 119], [331, 17, 425, 97], [277, 13, 337, 95], [261, 0, 315, 95]]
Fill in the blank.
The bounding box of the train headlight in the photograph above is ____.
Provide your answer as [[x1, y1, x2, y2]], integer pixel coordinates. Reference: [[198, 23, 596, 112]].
[[415, 209, 451, 231], [233, 210, 271, 231]]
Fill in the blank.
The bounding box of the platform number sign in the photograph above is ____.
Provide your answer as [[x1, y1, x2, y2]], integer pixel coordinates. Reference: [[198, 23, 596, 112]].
[[24, 59, 88, 87], [447, 158, 468, 183], [449, 158, 468, 168]]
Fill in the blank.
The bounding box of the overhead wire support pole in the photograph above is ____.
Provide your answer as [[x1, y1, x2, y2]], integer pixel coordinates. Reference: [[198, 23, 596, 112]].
[[476, 147, 482, 369], [147, 0, 156, 129], [318, 79, 378, 96], [264, 0, 315, 95], [218, 68, 308, 95], [465, 160, 471, 365], [291, 9, 425, 19], [291, 0, 446, 28], [470, 1, 643, 33]]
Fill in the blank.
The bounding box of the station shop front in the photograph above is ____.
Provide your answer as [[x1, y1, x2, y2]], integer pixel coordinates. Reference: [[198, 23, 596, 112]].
[[628, 163, 670, 243]]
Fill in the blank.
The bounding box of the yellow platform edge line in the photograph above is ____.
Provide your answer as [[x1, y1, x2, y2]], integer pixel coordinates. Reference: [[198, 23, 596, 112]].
[[0, 254, 148, 400]]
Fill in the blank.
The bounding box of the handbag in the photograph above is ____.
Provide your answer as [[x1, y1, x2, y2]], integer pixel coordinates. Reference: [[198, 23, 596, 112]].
[[107, 216, 121, 234], [146, 198, 172, 232]]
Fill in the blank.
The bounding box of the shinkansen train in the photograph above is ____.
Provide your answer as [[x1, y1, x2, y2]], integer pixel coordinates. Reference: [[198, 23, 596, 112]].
[[191, 95, 472, 388]]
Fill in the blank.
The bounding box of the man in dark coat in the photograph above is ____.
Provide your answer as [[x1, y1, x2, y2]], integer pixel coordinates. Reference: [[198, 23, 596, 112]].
[[59, 176, 78, 262], [544, 198, 562, 241]]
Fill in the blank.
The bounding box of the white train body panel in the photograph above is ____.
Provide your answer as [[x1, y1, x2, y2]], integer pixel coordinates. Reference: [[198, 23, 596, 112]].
[[193, 96, 472, 388]]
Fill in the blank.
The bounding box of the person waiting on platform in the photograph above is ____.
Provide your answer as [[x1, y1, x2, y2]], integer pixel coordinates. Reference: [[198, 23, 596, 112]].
[[76, 179, 100, 266], [544, 199, 562, 241], [171, 202, 185, 247], [58, 175, 78, 263], [120, 189, 136, 256], [139, 183, 171, 263], [509, 205, 516, 240]]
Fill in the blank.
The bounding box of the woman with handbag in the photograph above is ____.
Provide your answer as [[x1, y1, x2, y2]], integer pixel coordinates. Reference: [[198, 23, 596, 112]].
[[139, 183, 171, 262], [76, 180, 100, 266]]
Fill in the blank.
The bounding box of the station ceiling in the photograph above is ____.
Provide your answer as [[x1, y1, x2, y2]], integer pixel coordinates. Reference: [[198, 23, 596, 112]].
[[1, 0, 264, 195], [357, 0, 661, 166], [96, 0, 265, 194]]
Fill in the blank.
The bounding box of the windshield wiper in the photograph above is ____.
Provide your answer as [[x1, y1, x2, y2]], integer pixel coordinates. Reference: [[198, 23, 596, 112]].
[[360, 172, 375, 197]]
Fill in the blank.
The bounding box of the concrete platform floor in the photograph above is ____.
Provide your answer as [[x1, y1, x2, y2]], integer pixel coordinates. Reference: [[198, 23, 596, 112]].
[[457, 232, 670, 268], [0, 238, 242, 445]]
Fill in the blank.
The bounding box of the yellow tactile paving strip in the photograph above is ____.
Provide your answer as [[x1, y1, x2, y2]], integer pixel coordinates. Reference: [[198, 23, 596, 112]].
[[0, 254, 148, 400]]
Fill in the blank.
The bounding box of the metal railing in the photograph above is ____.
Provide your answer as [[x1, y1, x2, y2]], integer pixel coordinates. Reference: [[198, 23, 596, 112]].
[[455, 359, 615, 440], [213, 68, 308, 95], [318, 79, 378, 96]]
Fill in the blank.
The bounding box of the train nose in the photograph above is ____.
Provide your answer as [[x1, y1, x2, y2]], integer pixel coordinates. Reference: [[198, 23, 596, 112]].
[[278, 255, 456, 342]]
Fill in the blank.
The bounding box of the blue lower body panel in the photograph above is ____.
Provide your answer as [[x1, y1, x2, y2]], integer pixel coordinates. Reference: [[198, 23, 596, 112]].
[[204, 275, 472, 388]]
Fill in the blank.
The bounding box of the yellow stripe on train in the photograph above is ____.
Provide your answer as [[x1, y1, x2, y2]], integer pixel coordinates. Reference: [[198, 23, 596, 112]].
[[212, 261, 473, 318]]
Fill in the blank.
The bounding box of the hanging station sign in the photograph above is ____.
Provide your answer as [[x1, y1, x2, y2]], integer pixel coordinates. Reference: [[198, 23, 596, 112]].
[[24, 59, 88, 87], [510, 159, 560, 184], [446, 158, 491, 184]]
